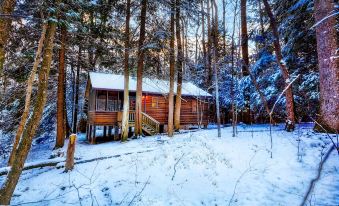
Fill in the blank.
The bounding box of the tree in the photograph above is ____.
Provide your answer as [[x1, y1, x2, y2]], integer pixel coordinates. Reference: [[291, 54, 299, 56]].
[[314, 0, 339, 132], [135, 0, 148, 137], [55, 24, 67, 148], [240, 0, 272, 123], [0, 1, 60, 203], [240, 0, 251, 124], [168, 0, 175, 137], [174, 0, 183, 131], [7, 22, 48, 166], [121, 0, 131, 141], [72, 46, 81, 133], [0, 0, 16, 94], [262, 0, 296, 131], [212, 0, 221, 137]]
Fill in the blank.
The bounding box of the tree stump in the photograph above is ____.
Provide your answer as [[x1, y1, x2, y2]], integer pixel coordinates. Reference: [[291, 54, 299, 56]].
[[64, 134, 76, 172]]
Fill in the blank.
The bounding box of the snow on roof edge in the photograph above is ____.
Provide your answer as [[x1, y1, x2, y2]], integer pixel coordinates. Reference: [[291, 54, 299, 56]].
[[88, 72, 212, 97]]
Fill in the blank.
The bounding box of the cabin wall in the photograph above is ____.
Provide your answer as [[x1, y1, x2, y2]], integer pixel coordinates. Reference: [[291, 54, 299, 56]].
[[141, 94, 168, 124], [179, 97, 209, 126]]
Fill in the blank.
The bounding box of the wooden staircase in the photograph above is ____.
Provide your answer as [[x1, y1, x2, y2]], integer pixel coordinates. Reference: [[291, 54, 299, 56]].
[[127, 111, 160, 135]]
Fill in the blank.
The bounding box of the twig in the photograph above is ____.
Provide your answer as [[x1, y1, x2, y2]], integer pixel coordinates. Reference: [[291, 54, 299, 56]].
[[128, 176, 151, 206], [171, 153, 185, 181], [228, 152, 257, 206], [299, 145, 335, 206]]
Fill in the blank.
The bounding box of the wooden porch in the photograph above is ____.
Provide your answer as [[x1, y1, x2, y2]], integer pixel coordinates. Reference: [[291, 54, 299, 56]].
[[86, 110, 160, 144]]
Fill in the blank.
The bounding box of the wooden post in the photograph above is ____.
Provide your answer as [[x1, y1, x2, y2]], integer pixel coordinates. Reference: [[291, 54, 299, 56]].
[[92, 125, 96, 144], [114, 123, 119, 141], [103, 126, 107, 138], [108, 126, 112, 137], [64, 134, 77, 172]]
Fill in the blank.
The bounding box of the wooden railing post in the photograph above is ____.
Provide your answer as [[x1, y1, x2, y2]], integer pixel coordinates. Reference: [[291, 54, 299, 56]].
[[65, 134, 77, 172]]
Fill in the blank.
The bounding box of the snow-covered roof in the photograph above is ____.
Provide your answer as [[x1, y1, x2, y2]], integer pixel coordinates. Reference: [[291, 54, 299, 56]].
[[89, 72, 212, 97]]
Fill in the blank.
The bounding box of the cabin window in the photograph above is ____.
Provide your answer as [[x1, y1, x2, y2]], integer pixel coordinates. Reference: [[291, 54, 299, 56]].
[[152, 97, 158, 108], [96, 91, 107, 111], [107, 91, 121, 111], [192, 100, 197, 113]]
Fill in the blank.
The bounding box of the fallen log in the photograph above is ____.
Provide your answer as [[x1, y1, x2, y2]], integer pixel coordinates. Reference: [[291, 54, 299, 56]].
[[0, 149, 154, 176]]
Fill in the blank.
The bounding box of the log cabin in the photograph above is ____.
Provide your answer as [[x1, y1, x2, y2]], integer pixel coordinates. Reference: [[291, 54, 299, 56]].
[[84, 72, 212, 143]]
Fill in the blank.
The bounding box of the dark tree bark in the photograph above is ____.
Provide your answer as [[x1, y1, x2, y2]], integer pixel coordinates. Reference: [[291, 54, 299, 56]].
[[0, 0, 16, 95], [0, 2, 60, 202], [262, 0, 296, 131], [135, 0, 148, 137], [121, 0, 131, 141], [314, 0, 339, 132], [174, 0, 183, 131], [168, 0, 175, 137], [240, 0, 251, 124], [73, 47, 81, 133], [55, 25, 67, 148]]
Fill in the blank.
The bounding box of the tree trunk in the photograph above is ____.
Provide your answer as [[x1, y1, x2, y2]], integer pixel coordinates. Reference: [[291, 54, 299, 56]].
[[240, 0, 251, 124], [7, 23, 48, 166], [135, 0, 148, 137], [0, 0, 16, 96], [212, 0, 221, 137], [121, 0, 131, 141], [168, 0, 176, 137], [0, 4, 59, 203], [64, 134, 76, 172], [262, 0, 295, 131], [231, 0, 238, 137], [201, 0, 207, 76], [314, 0, 339, 133], [55, 25, 67, 149], [174, 0, 183, 131], [205, 0, 212, 90], [222, 0, 226, 55], [72, 47, 81, 133]]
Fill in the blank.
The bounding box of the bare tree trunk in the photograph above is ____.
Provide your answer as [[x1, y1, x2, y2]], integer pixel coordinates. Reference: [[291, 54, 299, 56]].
[[240, 0, 272, 123], [168, 0, 175, 137], [0, 4, 59, 203], [135, 0, 148, 137], [7, 23, 48, 166], [0, 0, 16, 96], [212, 0, 221, 137], [64, 134, 76, 172], [201, 0, 207, 75], [231, 0, 238, 137], [240, 0, 251, 124], [222, 0, 226, 55], [121, 0, 131, 141], [72, 47, 81, 133], [55, 25, 67, 149], [262, 0, 296, 131], [314, 0, 339, 133], [174, 0, 183, 131], [205, 0, 212, 90], [313, 0, 339, 133]]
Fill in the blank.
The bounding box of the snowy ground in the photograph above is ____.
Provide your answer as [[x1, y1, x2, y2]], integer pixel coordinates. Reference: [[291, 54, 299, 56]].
[[1, 124, 338, 206]]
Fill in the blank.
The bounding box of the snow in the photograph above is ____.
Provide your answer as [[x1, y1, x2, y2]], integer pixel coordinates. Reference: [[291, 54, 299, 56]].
[[89, 72, 212, 97], [1, 124, 338, 205]]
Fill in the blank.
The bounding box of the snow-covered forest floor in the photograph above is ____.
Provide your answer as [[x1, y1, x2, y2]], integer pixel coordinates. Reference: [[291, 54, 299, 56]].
[[1, 123, 338, 206]]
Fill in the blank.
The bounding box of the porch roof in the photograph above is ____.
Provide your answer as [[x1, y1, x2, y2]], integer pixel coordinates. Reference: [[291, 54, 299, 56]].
[[89, 72, 212, 97]]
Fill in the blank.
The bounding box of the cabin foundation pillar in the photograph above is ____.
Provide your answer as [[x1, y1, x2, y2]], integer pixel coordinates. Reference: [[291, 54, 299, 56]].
[[91, 125, 96, 144], [103, 126, 107, 138], [114, 124, 119, 141], [108, 126, 112, 138]]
